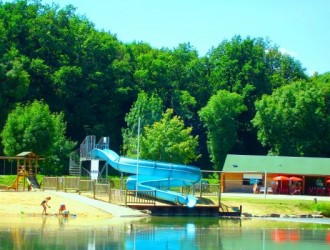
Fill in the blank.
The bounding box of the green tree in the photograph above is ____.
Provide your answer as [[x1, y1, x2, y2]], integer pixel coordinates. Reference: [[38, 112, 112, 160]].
[[199, 90, 246, 170], [1, 100, 76, 175], [129, 42, 208, 114], [0, 47, 30, 127], [252, 77, 330, 156], [122, 92, 164, 157], [207, 36, 307, 155], [208, 36, 306, 98], [0, 1, 132, 146], [171, 90, 197, 122], [140, 109, 200, 164], [170, 43, 210, 112]]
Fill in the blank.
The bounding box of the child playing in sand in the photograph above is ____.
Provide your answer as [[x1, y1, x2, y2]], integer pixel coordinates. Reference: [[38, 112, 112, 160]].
[[41, 197, 51, 215], [58, 204, 69, 217]]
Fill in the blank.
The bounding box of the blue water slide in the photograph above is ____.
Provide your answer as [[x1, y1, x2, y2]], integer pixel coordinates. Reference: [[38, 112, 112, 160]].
[[91, 148, 201, 207]]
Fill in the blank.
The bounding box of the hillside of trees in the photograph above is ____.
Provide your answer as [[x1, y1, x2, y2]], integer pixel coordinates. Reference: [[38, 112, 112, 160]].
[[1, 0, 329, 174]]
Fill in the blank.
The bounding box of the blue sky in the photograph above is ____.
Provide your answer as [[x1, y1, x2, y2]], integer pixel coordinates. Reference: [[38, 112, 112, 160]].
[[6, 0, 330, 75]]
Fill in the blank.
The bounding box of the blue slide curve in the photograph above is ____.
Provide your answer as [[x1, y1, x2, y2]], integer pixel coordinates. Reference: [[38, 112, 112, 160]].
[[91, 148, 201, 207]]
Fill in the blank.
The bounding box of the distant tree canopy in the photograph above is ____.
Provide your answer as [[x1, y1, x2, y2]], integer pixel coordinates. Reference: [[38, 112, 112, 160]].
[[207, 36, 307, 155], [0, 1, 328, 174], [253, 73, 330, 157]]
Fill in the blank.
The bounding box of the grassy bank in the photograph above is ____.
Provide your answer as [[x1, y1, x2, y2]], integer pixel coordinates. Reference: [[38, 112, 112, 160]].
[[215, 196, 330, 217]]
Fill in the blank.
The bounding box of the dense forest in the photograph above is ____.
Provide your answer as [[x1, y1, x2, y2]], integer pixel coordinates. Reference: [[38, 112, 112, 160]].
[[1, 0, 329, 175]]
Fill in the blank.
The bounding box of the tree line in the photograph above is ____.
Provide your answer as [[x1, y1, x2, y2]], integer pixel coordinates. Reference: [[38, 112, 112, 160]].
[[0, 0, 329, 175]]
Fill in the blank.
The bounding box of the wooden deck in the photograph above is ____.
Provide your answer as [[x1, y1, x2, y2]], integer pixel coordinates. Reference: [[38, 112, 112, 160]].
[[127, 203, 241, 217]]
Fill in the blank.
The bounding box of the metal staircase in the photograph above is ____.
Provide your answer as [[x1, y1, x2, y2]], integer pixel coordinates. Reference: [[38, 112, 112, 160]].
[[69, 149, 80, 176], [69, 135, 110, 176]]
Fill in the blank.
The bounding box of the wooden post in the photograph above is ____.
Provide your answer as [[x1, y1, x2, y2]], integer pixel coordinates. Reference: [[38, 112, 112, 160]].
[[108, 183, 111, 203], [56, 177, 59, 191], [35, 157, 38, 176], [78, 180, 81, 195], [218, 183, 221, 207], [125, 187, 128, 207], [23, 159, 26, 191], [63, 177, 66, 192]]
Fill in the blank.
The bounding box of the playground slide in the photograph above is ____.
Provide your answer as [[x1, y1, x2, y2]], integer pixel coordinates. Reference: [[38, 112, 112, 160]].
[[7, 176, 23, 190], [27, 176, 40, 190], [91, 148, 201, 207]]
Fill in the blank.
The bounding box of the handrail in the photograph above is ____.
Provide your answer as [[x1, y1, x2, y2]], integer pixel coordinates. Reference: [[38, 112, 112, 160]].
[[96, 137, 110, 150], [80, 135, 96, 159]]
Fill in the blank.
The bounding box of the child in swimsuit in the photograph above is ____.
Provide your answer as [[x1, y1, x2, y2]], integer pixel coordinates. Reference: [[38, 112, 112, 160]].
[[58, 204, 69, 217], [41, 197, 51, 215]]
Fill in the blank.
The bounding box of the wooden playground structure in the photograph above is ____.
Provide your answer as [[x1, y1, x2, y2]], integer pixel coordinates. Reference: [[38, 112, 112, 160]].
[[0, 152, 43, 191]]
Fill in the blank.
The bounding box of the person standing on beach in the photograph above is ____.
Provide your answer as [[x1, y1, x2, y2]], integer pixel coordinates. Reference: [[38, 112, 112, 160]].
[[41, 197, 51, 215]]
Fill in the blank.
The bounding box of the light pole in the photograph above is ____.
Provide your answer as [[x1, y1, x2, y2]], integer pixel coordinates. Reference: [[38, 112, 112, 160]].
[[136, 117, 141, 197]]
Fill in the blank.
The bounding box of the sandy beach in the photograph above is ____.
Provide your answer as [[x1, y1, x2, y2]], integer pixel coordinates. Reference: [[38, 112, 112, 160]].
[[0, 190, 148, 229], [2, 190, 330, 231]]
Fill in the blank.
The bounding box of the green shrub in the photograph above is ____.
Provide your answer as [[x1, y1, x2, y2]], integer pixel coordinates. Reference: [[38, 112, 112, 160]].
[[311, 202, 330, 217]]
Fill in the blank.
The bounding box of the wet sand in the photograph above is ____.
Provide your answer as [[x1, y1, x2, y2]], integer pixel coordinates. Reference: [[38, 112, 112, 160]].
[[0, 190, 147, 229]]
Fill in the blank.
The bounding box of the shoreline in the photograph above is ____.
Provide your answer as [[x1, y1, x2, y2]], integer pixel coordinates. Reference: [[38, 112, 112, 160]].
[[1, 190, 329, 230], [0, 189, 148, 229], [0, 190, 147, 217]]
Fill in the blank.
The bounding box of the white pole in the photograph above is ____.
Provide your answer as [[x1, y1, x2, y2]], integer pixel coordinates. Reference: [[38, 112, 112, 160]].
[[136, 117, 141, 197], [264, 170, 267, 198]]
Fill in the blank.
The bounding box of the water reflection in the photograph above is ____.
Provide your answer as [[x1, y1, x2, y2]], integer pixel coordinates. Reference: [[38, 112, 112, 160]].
[[0, 216, 330, 249]]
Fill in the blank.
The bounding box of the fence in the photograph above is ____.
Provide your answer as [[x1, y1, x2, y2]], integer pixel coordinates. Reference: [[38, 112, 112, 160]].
[[192, 184, 220, 197], [43, 177, 159, 206], [42, 177, 64, 191], [125, 190, 156, 206], [42, 177, 220, 205]]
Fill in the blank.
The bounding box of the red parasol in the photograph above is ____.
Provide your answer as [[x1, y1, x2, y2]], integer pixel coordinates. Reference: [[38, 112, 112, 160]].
[[326, 179, 330, 184], [289, 176, 302, 182], [273, 176, 289, 192], [272, 176, 289, 181]]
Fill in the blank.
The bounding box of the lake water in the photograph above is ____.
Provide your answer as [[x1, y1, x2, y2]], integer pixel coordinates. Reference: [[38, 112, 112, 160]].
[[0, 216, 330, 249]]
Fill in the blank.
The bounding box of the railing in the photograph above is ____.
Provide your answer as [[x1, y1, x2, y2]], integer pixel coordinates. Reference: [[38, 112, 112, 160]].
[[42, 177, 63, 191], [79, 135, 110, 159], [125, 190, 156, 205], [79, 179, 95, 194], [109, 189, 126, 204], [96, 137, 110, 150], [42, 176, 219, 206], [71, 136, 111, 178], [42, 177, 155, 206], [193, 184, 220, 197], [63, 177, 80, 192], [80, 135, 96, 159], [81, 167, 91, 177], [69, 149, 80, 176]]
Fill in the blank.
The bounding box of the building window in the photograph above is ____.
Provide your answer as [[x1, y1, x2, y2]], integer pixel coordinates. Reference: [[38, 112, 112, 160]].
[[242, 174, 263, 186]]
